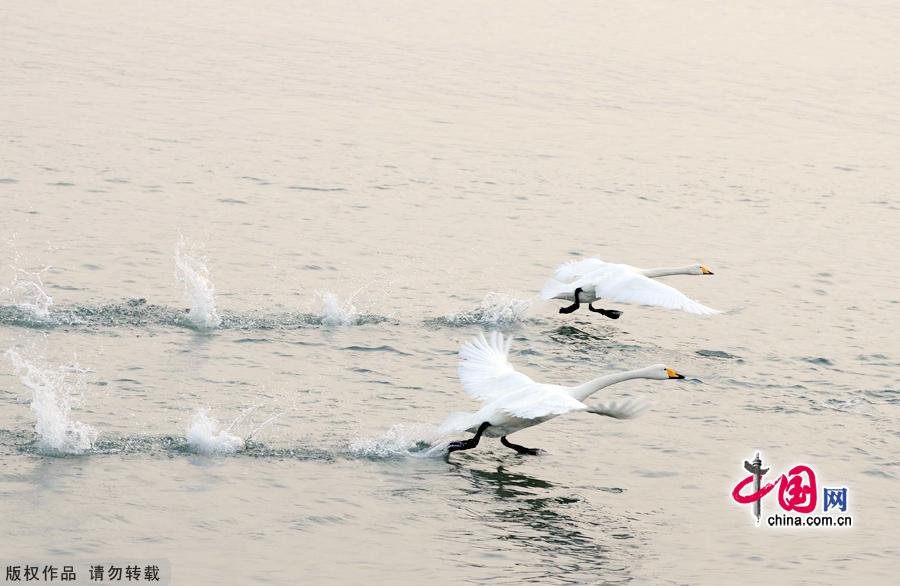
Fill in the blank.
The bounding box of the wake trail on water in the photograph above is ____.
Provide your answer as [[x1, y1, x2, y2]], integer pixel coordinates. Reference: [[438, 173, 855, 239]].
[[0, 241, 392, 330], [0, 428, 449, 461], [0, 299, 393, 330], [0, 250, 538, 333]]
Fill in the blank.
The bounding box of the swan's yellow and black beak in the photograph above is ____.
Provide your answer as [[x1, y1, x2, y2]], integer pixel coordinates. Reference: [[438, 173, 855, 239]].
[[701, 266, 714, 275], [666, 368, 686, 379]]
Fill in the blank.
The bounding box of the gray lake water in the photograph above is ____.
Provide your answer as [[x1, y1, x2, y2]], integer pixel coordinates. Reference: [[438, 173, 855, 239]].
[[2, 1, 899, 584]]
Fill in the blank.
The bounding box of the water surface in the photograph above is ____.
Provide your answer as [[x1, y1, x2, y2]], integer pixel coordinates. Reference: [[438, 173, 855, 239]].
[[2, 1, 899, 584]]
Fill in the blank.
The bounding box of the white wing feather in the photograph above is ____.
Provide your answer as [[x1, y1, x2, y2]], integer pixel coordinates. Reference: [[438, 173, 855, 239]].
[[493, 385, 587, 419], [457, 331, 535, 402], [554, 258, 609, 282], [572, 264, 720, 315], [586, 397, 651, 419]]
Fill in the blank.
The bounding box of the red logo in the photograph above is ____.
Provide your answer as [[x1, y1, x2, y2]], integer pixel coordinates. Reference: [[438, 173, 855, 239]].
[[733, 464, 817, 513], [732, 452, 852, 528]]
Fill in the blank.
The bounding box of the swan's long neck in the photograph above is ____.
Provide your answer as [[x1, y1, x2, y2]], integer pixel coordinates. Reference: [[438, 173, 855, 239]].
[[641, 265, 696, 278], [569, 367, 655, 403]]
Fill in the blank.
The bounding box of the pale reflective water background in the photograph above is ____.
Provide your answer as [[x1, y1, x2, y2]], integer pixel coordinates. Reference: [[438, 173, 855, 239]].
[[2, 1, 899, 584]]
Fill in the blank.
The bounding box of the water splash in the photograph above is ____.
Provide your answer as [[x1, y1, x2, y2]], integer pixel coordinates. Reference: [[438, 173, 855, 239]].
[[317, 291, 360, 327], [4, 348, 98, 454], [349, 423, 444, 458], [476, 292, 531, 323], [229, 403, 284, 442], [0, 268, 53, 320], [428, 292, 533, 328], [185, 408, 245, 455], [174, 238, 221, 329]]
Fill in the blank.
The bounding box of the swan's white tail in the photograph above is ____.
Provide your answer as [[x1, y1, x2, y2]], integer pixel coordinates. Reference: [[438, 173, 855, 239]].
[[540, 279, 575, 300], [438, 411, 479, 435]]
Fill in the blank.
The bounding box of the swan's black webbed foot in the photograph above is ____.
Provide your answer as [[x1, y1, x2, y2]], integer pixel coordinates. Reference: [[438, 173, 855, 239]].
[[558, 287, 583, 314], [588, 303, 622, 319], [447, 421, 491, 454], [500, 436, 541, 455]]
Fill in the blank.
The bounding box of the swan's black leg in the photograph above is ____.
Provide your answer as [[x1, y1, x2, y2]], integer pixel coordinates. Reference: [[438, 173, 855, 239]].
[[500, 435, 541, 455], [588, 303, 622, 319], [447, 421, 491, 454], [559, 288, 583, 314]]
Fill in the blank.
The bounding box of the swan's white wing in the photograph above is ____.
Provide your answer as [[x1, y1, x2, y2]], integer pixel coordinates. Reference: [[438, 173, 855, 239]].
[[542, 257, 613, 299], [494, 385, 587, 420], [587, 397, 651, 419], [458, 331, 536, 402], [553, 257, 609, 282], [577, 266, 721, 315]]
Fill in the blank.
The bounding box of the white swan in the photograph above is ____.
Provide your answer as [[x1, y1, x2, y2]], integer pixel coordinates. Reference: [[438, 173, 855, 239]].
[[541, 257, 720, 317], [440, 332, 684, 455]]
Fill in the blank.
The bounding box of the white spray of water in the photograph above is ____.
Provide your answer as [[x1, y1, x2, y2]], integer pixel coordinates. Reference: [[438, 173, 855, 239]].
[[317, 291, 359, 327], [476, 292, 532, 324], [185, 408, 245, 455], [174, 238, 221, 329], [4, 348, 98, 454], [349, 423, 444, 458], [228, 403, 283, 442], [0, 267, 54, 319], [437, 292, 532, 327]]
